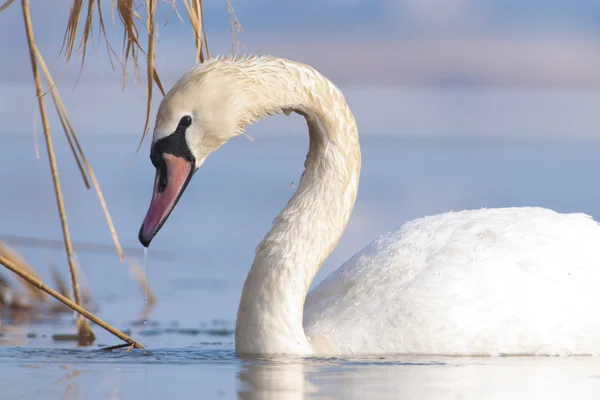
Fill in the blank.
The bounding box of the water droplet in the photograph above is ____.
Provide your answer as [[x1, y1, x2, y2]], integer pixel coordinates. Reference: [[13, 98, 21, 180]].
[[144, 247, 149, 326]]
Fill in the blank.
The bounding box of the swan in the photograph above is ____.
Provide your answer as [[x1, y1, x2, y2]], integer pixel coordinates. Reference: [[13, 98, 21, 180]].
[[138, 55, 600, 356]]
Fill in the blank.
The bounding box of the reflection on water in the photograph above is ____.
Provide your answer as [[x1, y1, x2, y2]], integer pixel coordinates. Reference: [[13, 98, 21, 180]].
[[57, 365, 82, 400], [3, 346, 600, 399], [237, 357, 311, 400], [238, 355, 600, 400]]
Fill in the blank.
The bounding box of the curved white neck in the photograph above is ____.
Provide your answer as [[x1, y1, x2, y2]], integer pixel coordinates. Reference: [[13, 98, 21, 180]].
[[235, 61, 361, 354]]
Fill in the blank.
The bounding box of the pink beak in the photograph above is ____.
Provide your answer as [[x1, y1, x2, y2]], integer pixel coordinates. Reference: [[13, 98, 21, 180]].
[[139, 153, 194, 247]]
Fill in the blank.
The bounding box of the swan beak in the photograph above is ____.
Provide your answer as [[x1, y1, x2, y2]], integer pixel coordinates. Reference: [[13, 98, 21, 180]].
[[139, 153, 195, 247]]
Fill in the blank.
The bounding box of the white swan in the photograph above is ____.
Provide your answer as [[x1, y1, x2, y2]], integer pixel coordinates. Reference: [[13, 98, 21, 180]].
[[138, 55, 600, 356]]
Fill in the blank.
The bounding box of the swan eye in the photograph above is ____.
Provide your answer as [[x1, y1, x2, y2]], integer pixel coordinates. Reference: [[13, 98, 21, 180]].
[[179, 115, 192, 129]]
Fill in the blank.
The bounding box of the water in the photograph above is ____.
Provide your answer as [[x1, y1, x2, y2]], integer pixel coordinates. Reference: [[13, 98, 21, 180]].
[[144, 247, 149, 303], [3, 130, 600, 398], [2, 346, 600, 399]]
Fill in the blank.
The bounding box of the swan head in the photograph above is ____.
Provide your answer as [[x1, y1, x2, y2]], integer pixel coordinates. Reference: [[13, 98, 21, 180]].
[[138, 58, 254, 247]]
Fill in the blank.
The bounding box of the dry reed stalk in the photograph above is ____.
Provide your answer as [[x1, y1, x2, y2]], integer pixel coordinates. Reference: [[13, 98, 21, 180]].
[[0, 0, 15, 12], [51, 105, 91, 189], [35, 46, 125, 261], [21, 0, 94, 344], [195, 0, 210, 61], [0, 255, 143, 349]]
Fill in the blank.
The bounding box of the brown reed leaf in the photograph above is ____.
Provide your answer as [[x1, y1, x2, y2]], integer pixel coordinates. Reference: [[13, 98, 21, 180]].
[[97, 0, 124, 71], [58, 0, 237, 155], [61, 0, 84, 62], [154, 66, 166, 96], [116, 0, 144, 88], [75, 0, 97, 75]]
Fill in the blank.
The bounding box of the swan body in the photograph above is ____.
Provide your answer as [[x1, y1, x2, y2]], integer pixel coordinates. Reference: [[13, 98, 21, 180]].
[[138, 55, 600, 356], [304, 207, 600, 355]]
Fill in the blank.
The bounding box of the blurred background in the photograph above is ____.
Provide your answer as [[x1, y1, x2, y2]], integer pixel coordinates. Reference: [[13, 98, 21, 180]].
[[1, 0, 600, 344]]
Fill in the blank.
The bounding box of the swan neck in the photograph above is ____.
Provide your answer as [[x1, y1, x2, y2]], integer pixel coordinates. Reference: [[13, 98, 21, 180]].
[[236, 62, 361, 354]]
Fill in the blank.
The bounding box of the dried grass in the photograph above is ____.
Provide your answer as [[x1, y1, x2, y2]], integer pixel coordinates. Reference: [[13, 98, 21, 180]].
[[0, 0, 240, 256], [0, 0, 241, 348], [0, 254, 143, 348], [0, 242, 94, 321], [0, 242, 147, 348]]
